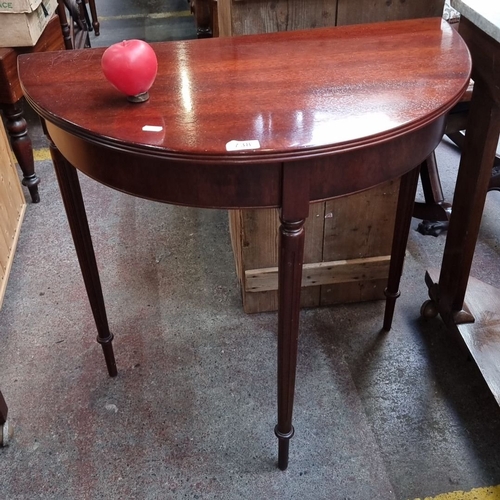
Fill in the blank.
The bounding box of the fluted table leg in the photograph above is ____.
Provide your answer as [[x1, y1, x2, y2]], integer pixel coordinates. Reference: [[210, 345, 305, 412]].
[[275, 162, 309, 470], [48, 137, 117, 377]]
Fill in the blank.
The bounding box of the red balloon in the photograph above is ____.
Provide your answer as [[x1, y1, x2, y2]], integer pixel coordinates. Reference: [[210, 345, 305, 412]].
[[101, 40, 158, 98]]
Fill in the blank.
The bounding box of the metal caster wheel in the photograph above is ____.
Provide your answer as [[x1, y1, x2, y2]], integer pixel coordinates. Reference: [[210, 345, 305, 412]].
[[0, 421, 13, 447], [421, 299, 439, 319]]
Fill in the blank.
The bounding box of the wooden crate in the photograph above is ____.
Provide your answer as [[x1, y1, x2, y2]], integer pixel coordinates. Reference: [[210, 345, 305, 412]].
[[229, 182, 400, 313], [0, 121, 26, 309], [219, 0, 444, 313]]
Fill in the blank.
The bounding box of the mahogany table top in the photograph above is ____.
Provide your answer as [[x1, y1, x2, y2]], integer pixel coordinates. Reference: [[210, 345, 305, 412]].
[[18, 18, 470, 164]]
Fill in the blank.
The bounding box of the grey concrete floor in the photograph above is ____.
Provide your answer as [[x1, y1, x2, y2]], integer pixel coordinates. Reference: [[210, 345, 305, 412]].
[[2, 3, 500, 500]]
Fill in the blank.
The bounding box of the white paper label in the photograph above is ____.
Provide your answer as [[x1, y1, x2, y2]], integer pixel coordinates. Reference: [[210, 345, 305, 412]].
[[226, 140, 261, 151], [142, 125, 163, 132]]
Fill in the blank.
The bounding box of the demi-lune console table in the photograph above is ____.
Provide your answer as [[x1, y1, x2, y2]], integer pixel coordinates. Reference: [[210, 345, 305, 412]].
[[18, 18, 470, 468]]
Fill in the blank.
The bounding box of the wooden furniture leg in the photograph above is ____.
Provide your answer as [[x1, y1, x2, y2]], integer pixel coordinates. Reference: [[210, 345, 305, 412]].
[[2, 103, 40, 203], [383, 166, 421, 331], [414, 153, 451, 236], [448, 130, 500, 190], [57, 0, 73, 49], [0, 16, 65, 204], [48, 137, 117, 377], [275, 162, 309, 470], [87, 0, 100, 36], [75, 0, 90, 32], [438, 78, 500, 318], [189, 0, 214, 38], [58, 0, 92, 49]]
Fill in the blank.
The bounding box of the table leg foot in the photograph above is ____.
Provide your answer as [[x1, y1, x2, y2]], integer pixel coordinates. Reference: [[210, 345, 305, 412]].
[[423, 269, 475, 325], [96, 333, 117, 377], [275, 426, 294, 470], [383, 289, 401, 332]]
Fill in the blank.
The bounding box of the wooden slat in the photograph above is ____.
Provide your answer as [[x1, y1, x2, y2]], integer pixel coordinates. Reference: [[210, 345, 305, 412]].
[[321, 180, 399, 261], [216, 0, 233, 36], [320, 180, 399, 305], [336, 0, 444, 26], [221, 0, 338, 35], [245, 255, 391, 292], [0, 121, 26, 309]]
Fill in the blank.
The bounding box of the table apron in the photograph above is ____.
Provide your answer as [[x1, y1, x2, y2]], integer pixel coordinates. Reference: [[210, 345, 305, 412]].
[[45, 116, 446, 209]]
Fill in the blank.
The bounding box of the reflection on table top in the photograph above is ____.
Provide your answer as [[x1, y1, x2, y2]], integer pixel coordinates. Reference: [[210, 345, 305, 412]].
[[18, 18, 470, 164]]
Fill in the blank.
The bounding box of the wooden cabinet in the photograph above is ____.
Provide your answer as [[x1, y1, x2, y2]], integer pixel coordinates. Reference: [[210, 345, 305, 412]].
[[0, 120, 26, 309], [219, 0, 445, 313]]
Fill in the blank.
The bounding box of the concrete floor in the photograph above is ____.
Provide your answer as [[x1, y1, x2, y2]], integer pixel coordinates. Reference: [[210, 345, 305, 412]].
[[2, 2, 500, 499]]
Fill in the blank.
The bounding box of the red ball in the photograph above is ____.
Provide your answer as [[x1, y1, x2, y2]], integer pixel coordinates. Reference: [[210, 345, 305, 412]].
[[101, 39, 158, 97]]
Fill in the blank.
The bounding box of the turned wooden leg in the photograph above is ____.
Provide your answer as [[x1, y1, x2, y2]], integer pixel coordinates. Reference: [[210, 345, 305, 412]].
[[57, 0, 73, 49], [3, 103, 40, 203], [75, 0, 92, 48], [275, 216, 305, 470], [383, 166, 421, 331], [190, 0, 213, 38], [275, 162, 309, 470], [87, 0, 100, 36], [48, 137, 117, 377]]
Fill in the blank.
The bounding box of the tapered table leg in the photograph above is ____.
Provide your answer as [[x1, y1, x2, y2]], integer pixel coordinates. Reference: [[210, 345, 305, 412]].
[[275, 216, 305, 470], [48, 139, 117, 377], [383, 166, 421, 331], [275, 162, 309, 470], [3, 103, 40, 203]]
